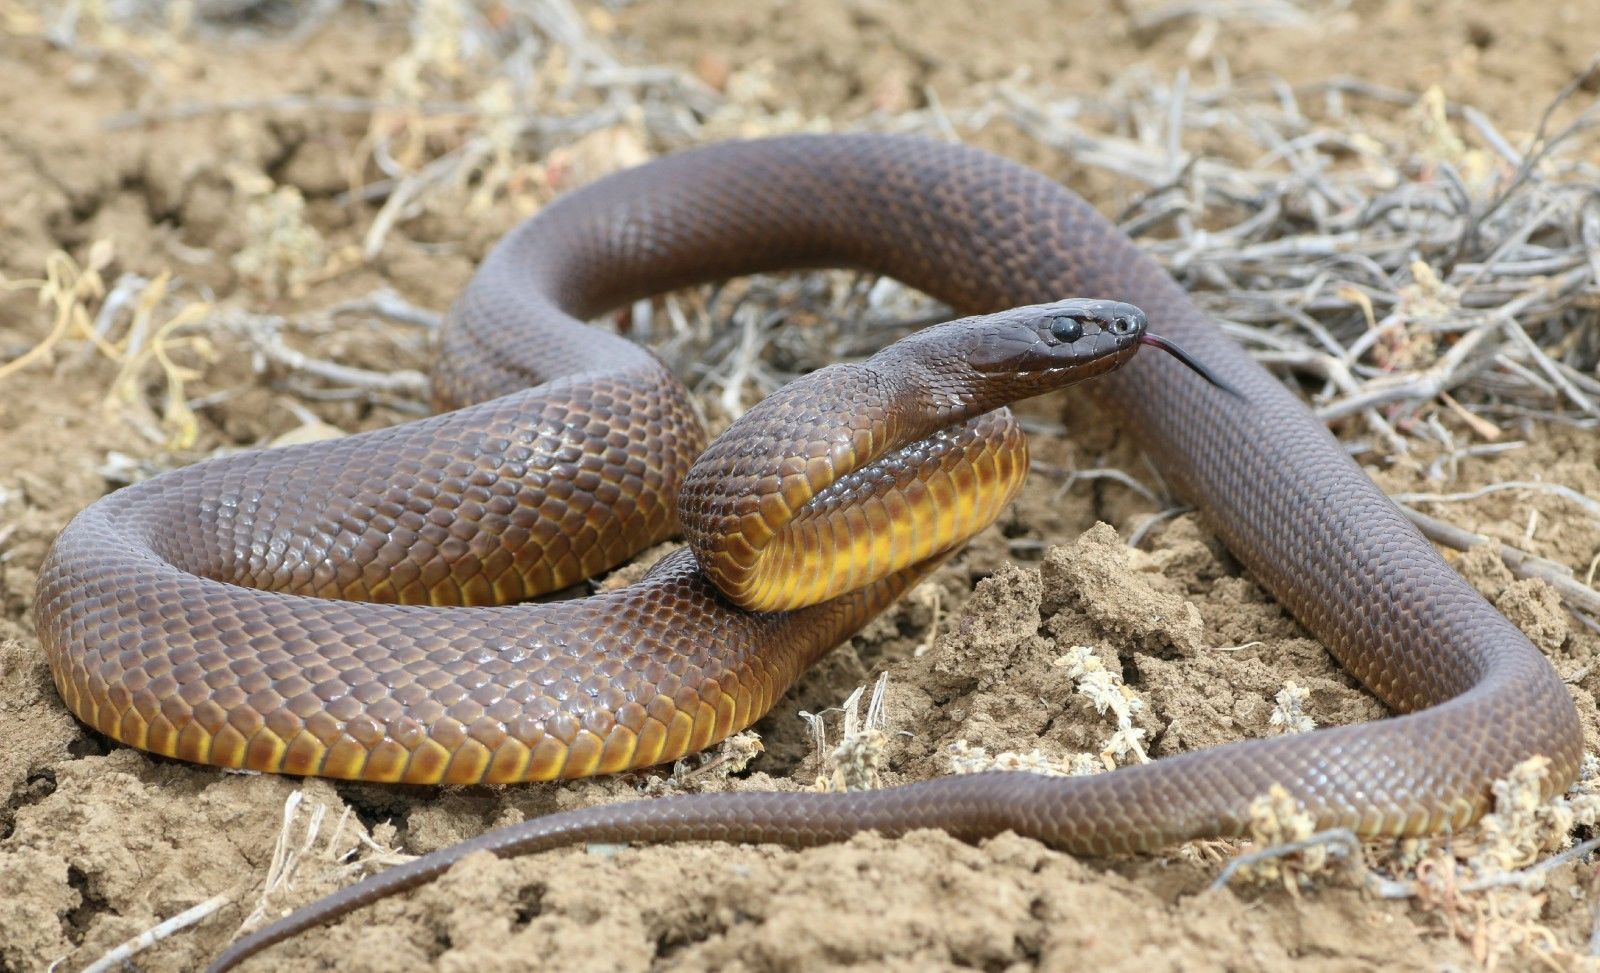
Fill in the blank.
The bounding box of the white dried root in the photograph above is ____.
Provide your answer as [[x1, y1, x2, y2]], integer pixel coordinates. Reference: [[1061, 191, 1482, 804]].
[[671, 732, 765, 784], [945, 740, 1064, 776], [1222, 784, 1350, 892], [1053, 645, 1149, 770], [1267, 681, 1316, 734], [1216, 754, 1600, 908], [1379, 756, 1600, 970], [1466, 755, 1600, 879], [631, 731, 765, 798]]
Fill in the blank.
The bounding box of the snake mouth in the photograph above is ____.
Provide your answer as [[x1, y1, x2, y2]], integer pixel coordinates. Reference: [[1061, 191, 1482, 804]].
[[1139, 333, 1245, 398]]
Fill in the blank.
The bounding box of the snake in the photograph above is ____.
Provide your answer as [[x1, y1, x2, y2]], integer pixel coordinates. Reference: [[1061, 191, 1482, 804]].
[[31, 134, 1580, 972]]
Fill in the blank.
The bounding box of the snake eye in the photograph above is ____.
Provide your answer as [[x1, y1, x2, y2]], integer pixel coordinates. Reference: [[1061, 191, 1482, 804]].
[[1049, 316, 1084, 343]]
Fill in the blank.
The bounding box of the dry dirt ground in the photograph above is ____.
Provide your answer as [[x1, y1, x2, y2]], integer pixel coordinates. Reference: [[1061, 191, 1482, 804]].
[[2, 1, 1600, 971]]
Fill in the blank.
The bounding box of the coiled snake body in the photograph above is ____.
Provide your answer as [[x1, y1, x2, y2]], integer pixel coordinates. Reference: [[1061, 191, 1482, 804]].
[[33, 135, 1581, 970]]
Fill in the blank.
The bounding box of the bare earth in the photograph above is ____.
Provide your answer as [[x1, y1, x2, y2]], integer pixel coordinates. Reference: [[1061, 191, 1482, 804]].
[[2, 2, 1600, 971]]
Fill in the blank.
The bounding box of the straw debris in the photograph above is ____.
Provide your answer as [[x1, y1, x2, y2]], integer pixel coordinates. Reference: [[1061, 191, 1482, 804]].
[[239, 789, 409, 937], [230, 183, 330, 299], [802, 673, 895, 792]]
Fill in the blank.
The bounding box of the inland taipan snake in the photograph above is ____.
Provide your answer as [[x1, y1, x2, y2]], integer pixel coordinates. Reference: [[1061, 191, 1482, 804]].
[[33, 134, 1582, 967]]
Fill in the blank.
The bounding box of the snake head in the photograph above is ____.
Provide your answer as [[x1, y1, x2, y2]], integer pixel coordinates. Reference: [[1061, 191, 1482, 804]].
[[952, 298, 1147, 387], [888, 298, 1239, 415], [950, 298, 1244, 397]]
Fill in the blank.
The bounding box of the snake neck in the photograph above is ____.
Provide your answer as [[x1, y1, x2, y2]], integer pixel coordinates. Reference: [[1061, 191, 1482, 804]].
[[676, 340, 1040, 614]]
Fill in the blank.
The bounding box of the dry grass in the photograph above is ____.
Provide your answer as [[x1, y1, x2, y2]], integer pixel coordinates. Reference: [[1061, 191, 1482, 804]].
[[69, 786, 408, 973], [802, 672, 895, 792]]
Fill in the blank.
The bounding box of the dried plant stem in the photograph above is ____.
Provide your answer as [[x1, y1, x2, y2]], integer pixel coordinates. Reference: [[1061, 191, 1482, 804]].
[[79, 893, 231, 973], [1400, 506, 1600, 616]]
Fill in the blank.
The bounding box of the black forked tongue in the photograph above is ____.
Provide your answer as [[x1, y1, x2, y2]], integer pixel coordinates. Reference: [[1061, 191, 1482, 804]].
[[1139, 334, 1246, 399]]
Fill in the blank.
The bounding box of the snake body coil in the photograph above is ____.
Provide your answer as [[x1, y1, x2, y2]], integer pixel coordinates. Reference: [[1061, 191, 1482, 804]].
[[32, 135, 1581, 971]]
